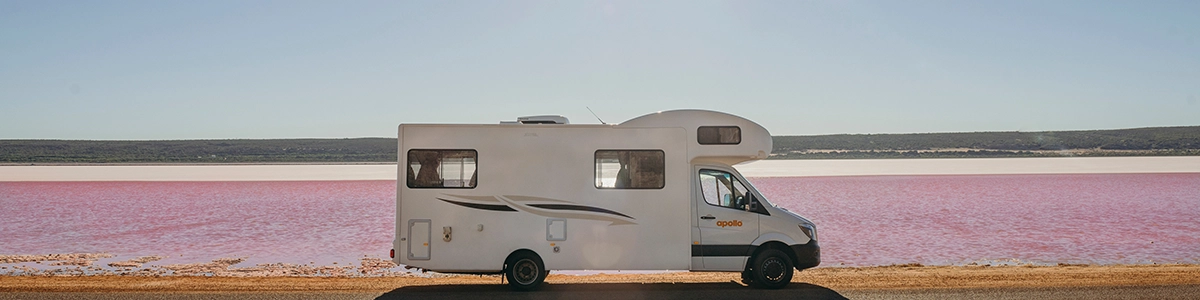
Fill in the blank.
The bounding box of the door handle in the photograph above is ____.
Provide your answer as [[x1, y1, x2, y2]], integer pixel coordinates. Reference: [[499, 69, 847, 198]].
[[700, 215, 715, 220]]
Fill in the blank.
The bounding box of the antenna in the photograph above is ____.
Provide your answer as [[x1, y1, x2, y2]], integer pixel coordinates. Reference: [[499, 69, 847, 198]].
[[586, 106, 607, 125]]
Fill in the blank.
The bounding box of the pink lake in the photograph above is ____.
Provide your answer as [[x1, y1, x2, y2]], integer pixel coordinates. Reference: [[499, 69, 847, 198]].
[[2, 173, 1198, 267], [755, 173, 1200, 266]]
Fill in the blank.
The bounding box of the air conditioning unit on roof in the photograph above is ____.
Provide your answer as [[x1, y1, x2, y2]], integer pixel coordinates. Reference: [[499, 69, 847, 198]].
[[501, 115, 569, 124]]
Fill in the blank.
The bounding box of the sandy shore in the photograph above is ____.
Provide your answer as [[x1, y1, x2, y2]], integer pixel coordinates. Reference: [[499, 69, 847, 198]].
[[2, 264, 1198, 292], [1, 157, 1198, 181]]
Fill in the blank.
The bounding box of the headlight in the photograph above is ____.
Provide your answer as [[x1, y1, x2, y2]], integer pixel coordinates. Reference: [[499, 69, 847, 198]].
[[798, 223, 816, 241]]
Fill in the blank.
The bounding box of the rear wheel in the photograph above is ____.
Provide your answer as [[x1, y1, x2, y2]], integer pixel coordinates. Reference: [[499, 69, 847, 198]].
[[504, 251, 546, 291], [749, 248, 794, 289]]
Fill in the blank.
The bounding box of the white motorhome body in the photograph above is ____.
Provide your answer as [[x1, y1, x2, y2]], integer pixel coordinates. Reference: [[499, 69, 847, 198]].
[[394, 110, 819, 289]]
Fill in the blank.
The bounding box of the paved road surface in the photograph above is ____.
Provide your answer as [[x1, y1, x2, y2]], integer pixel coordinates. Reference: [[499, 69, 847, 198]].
[[4, 282, 1200, 300]]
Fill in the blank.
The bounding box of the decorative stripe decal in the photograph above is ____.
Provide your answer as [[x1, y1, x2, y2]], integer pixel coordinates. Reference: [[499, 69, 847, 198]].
[[691, 244, 758, 257], [528, 204, 635, 220], [449, 195, 505, 202], [436, 194, 637, 225], [502, 195, 571, 203], [437, 198, 517, 212]]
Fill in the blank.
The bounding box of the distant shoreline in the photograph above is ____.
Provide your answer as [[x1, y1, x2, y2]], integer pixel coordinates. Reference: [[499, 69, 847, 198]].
[[4, 125, 1198, 163], [2, 157, 1198, 182]]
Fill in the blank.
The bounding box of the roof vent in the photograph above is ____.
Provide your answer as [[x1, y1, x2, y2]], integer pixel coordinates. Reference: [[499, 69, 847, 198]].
[[503, 115, 569, 124]]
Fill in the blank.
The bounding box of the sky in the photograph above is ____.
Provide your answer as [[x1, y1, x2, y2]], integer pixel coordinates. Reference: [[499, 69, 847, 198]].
[[1, 0, 1198, 139]]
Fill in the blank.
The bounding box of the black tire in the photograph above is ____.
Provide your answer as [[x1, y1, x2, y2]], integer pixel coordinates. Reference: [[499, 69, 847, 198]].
[[749, 248, 794, 289], [504, 251, 546, 291]]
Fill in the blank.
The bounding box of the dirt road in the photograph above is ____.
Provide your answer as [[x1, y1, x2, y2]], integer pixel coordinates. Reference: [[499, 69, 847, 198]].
[[3, 264, 1199, 299]]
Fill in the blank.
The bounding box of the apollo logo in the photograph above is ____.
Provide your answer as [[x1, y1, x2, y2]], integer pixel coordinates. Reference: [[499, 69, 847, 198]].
[[716, 220, 743, 227]]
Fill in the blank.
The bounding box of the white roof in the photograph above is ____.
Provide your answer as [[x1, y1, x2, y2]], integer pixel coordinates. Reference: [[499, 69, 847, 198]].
[[618, 110, 772, 165]]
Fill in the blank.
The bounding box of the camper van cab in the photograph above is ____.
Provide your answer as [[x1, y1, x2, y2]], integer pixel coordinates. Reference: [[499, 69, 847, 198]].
[[393, 110, 819, 290]]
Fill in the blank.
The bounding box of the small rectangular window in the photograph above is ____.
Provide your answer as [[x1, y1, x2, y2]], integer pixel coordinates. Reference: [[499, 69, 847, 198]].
[[697, 126, 741, 145], [407, 149, 477, 188], [595, 150, 665, 189]]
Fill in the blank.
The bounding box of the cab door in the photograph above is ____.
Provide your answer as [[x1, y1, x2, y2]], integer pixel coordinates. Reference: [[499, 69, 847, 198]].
[[693, 166, 760, 271]]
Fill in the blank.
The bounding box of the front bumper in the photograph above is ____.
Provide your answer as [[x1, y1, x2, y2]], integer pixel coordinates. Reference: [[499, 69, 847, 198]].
[[790, 240, 820, 270]]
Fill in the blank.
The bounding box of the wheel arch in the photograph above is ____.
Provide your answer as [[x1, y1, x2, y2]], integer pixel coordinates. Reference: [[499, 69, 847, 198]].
[[747, 241, 798, 273], [504, 248, 541, 269], [751, 232, 798, 247], [749, 233, 799, 272]]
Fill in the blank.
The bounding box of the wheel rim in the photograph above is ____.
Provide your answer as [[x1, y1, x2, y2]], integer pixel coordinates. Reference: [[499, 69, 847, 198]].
[[513, 258, 539, 285], [762, 257, 786, 282]]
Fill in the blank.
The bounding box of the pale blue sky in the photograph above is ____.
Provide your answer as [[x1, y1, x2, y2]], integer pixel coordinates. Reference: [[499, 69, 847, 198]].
[[2, 0, 1197, 139]]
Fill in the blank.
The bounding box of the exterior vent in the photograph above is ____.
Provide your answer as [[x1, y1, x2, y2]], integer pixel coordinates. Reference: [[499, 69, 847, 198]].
[[503, 115, 569, 124]]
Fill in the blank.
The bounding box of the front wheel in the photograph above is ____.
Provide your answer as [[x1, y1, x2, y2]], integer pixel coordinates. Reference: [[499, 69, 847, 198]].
[[749, 248, 794, 289], [504, 251, 546, 291]]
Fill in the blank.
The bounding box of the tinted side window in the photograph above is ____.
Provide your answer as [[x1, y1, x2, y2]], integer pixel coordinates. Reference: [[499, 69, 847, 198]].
[[595, 150, 665, 189], [407, 149, 477, 188], [699, 169, 750, 210], [697, 126, 741, 145]]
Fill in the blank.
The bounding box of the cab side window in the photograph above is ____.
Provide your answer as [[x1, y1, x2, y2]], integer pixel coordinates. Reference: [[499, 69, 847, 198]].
[[699, 169, 750, 210]]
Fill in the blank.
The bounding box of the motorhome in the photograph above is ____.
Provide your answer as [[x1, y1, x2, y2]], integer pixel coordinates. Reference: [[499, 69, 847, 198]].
[[392, 110, 819, 290]]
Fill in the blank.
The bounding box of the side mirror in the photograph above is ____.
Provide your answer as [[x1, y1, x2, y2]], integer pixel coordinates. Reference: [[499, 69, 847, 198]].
[[745, 195, 758, 212]]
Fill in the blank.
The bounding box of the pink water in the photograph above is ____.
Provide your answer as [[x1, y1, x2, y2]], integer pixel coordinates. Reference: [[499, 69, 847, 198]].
[[0, 181, 395, 266], [755, 173, 1200, 266], [2, 174, 1198, 267]]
